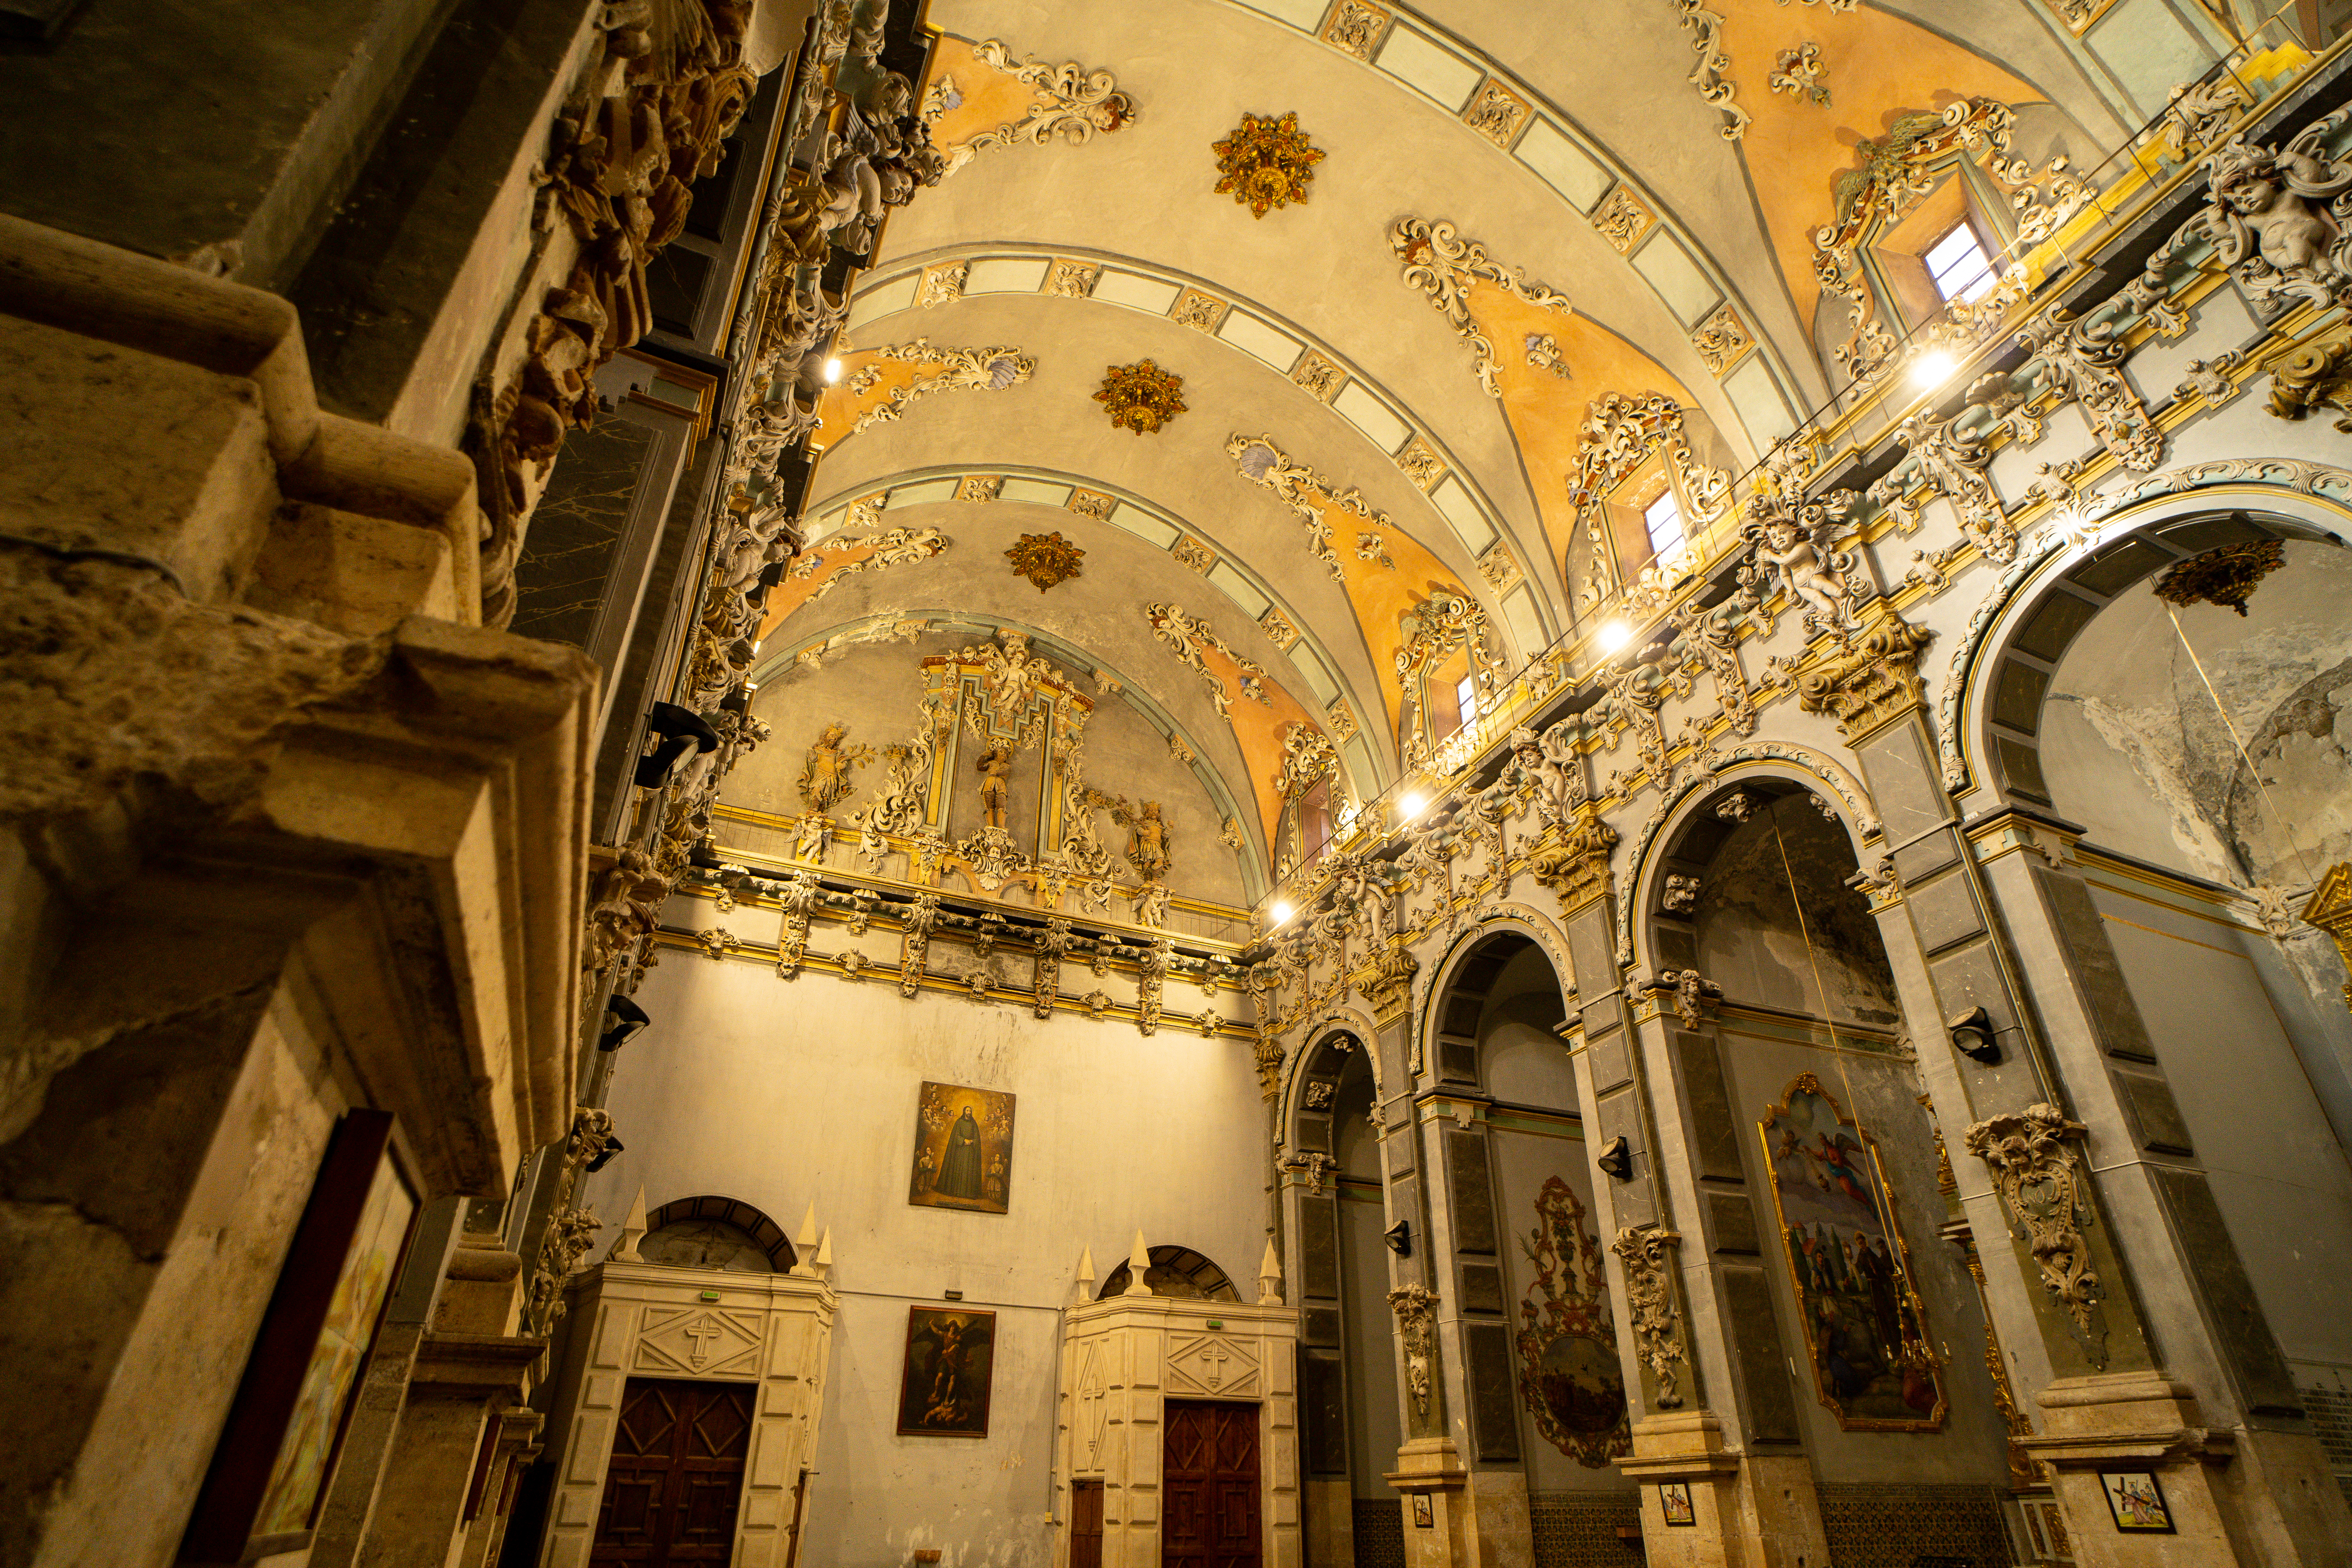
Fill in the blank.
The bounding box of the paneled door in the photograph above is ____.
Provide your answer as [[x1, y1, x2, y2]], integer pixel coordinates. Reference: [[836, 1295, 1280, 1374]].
[[1069, 1479, 1105, 1568], [1162, 1400, 1260, 1568], [591, 1377, 757, 1564]]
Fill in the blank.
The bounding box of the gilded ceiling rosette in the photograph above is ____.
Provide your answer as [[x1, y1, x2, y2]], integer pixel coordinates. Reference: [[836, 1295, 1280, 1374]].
[[1211, 111, 1325, 218], [1004, 531, 1085, 592], [1095, 359, 1187, 434]]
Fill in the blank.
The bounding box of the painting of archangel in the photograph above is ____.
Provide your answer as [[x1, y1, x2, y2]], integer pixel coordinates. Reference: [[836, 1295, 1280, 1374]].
[[1758, 1074, 1945, 1430]]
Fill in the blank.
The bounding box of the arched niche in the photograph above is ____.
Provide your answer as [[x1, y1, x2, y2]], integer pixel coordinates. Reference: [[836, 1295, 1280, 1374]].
[[1642, 778, 1900, 1034], [1098, 1245, 1241, 1301], [1965, 507, 2345, 815], [639, 1194, 797, 1272]]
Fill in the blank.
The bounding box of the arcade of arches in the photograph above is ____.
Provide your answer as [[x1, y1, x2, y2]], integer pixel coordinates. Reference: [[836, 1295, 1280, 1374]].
[[11, 3, 2352, 1567]]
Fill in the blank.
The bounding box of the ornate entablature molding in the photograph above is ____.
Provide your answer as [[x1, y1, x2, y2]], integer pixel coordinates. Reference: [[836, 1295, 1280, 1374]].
[[1565, 393, 1731, 612], [926, 37, 1136, 175], [839, 339, 1033, 436], [1388, 216, 1573, 397]]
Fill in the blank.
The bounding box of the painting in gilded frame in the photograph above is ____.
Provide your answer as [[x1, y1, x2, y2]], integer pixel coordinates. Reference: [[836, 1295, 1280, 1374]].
[[1757, 1074, 1947, 1430], [896, 1306, 997, 1437], [907, 1081, 1016, 1214]]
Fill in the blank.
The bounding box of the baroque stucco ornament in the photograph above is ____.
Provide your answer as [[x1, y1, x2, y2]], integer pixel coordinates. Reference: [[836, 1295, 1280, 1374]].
[[1964, 1104, 2106, 1359], [1095, 359, 1187, 434], [2151, 539, 2286, 617], [932, 38, 1136, 175], [1211, 110, 1325, 216], [1004, 531, 1084, 592], [1389, 216, 1573, 397]]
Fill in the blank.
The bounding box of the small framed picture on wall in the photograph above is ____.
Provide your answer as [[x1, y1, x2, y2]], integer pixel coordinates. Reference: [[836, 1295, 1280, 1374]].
[[1411, 1493, 1433, 1528], [1659, 1480, 1697, 1527], [2100, 1470, 2176, 1533]]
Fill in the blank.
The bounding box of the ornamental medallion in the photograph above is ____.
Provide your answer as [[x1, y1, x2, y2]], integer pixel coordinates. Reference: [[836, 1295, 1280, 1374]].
[[1211, 111, 1325, 217], [2151, 539, 2286, 617], [1095, 359, 1187, 434], [1005, 531, 1085, 592]]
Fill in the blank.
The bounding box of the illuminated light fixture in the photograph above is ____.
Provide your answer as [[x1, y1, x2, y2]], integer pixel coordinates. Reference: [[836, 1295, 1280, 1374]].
[[823, 356, 844, 384], [1269, 898, 1296, 927], [1399, 790, 1428, 821], [1596, 621, 1633, 655], [1911, 348, 1957, 388]]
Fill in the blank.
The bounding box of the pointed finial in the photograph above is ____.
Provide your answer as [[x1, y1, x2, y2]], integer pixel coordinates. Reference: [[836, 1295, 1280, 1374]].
[[1123, 1230, 1154, 1296], [1256, 1237, 1284, 1305], [814, 1226, 833, 1280], [790, 1201, 822, 1278], [612, 1185, 649, 1262], [1075, 1245, 1097, 1304]]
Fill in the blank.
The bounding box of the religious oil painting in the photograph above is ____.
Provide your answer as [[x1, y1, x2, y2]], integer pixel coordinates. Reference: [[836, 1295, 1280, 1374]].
[[907, 1081, 1016, 1214], [1658, 1481, 1695, 1526], [897, 1306, 997, 1437], [1514, 1175, 1630, 1467], [2100, 1470, 2176, 1533], [1758, 1074, 1947, 1431]]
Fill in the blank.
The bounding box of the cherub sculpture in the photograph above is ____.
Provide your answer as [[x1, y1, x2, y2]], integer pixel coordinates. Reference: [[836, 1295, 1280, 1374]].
[[1737, 490, 1860, 638], [2203, 125, 2352, 312]]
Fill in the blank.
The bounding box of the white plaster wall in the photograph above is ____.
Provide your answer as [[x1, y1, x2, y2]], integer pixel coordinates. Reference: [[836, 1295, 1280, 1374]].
[[2092, 893, 2352, 1369], [584, 956, 1270, 1568]]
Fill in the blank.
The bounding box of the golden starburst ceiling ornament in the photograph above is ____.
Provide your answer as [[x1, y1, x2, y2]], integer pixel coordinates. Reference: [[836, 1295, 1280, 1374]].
[[1005, 531, 1085, 592], [2151, 538, 2286, 617], [1094, 359, 1187, 434], [1212, 111, 1325, 217]]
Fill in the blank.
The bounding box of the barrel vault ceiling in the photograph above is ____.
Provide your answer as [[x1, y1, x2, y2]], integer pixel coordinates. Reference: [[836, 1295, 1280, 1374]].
[[773, 0, 2142, 875]]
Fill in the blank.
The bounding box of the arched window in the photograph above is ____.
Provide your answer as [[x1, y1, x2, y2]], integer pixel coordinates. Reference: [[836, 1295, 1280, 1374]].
[[1097, 1245, 1240, 1301], [638, 1196, 797, 1273]]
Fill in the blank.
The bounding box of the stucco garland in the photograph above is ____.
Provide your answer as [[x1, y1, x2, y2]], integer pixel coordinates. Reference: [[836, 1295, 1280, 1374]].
[[1933, 458, 2352, 794]]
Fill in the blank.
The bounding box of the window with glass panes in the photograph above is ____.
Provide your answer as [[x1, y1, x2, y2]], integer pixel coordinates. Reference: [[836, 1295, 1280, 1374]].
[[1642, 491, 1686, 559], [1925, 222, 1998, 304]]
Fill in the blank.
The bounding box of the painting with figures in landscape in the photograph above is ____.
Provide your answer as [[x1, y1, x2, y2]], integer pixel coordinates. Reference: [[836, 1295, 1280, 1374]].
[[907, 1080, 1015, 1214], [1758, 1073, 1946, 1430]]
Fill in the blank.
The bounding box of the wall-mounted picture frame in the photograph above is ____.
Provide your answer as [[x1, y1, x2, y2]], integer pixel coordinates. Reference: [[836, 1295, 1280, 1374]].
[[1659, 1480, 1696, 1526], [2100, 1469, 2176, 1533], [907, 1081, 1016, 1215], [1411, 1493, 1433, 1528], [897, 1306, 997, 1437], [180, 1109, 418, 1561]]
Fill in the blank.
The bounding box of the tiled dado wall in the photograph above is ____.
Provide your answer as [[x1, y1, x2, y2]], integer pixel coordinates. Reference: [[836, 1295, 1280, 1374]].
[[1816, 1483, 2014, 1568], [2303, 1380, 2352, 1510], [1529, 1493, 1643, 1568]]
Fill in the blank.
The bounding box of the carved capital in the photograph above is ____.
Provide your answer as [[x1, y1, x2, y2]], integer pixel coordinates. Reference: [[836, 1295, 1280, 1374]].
[[1354, 936, 1419, 1020], [1964, 1104, 2107, 1353], [1388, 1283, 1440, 1422], [1796, 604, 1933, 740], [1610, 1225, 1687, 1409], [1529, 807, 1619, 911]]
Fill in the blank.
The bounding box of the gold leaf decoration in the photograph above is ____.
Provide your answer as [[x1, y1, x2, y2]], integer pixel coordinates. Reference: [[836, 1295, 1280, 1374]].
[[1005, 531, 1086, 592], [2151, 539, 2285, 617], [1095, 359, 1187, 434], [1211, 111, 1326, 218]]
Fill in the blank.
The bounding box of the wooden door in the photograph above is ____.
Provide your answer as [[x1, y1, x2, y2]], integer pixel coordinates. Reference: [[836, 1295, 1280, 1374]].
[[1162, 1401, 1260, 1568], [1069, 1479, 1104, 1568], [592, 1378, 757, 1565]]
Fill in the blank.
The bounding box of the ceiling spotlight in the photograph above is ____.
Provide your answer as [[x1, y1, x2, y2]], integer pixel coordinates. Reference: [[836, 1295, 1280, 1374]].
[[1911, 349, 1957, 388], [1268, 898, 1296, 928], [1597, 621, 1633, 655], [823, 356, 844, 384], [1399, 790, 1428, 821]]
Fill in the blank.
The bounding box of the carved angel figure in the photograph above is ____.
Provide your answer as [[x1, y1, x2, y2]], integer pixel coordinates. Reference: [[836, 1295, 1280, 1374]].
[[798, 722, 873, 813], [1737, 490, 1860, 637], [1112, 798, 1172, 883], [2203, 124, 2352, 311]]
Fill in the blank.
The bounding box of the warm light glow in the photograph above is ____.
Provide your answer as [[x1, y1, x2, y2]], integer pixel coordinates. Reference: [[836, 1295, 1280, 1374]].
[[1911, 349, 1956, 388], [1269, 899, 1296, 927], [1597, 621, 1633, 654], [823, 356, 844, 384], [1399, 790, 1428, 821]]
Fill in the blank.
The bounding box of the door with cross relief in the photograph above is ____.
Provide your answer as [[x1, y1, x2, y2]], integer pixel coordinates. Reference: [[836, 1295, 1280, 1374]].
[[590, 1377, 756, 1564], [1161, 1399, 1260, 1568]]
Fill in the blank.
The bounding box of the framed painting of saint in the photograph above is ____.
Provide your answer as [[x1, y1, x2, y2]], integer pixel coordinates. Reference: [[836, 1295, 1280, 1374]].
[[907, 1081, 1015, 1214], [897, 1306, 997, 1437], [1757, 1074, 1947, 1431]]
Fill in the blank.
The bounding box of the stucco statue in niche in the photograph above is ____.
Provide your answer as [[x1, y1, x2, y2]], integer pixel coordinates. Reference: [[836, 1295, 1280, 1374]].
[[799, 722, 874, 812], [976, 744, 1013, 829]]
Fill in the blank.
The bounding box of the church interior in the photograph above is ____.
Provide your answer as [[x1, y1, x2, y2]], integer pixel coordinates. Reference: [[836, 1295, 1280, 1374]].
[[11, 1, 2352, 1565]]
